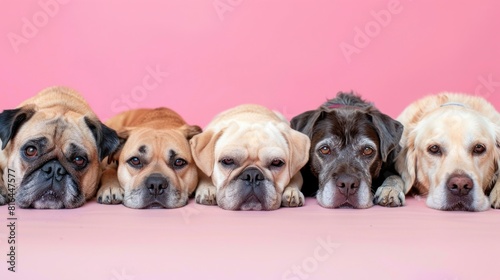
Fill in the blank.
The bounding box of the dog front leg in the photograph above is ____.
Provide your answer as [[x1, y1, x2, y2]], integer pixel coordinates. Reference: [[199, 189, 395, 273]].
[[281, 172, 305, 207], [0, 150, 9, 205], [195, 172, 217, 205], [373, 175, 406, 207], [489, 180, 500, 209], [0, 168, 8, 205], [97, 166, 124, 204]]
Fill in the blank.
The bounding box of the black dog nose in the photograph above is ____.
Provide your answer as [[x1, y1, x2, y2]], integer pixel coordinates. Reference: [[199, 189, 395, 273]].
[[336, 174, 360, 196], [41, 160, 68, 182], [239, 168, 265, 187], [447, 175, 473, 196], [145, 174, 169, 196]]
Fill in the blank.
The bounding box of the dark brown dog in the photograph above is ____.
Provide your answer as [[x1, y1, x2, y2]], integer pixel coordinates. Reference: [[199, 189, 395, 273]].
[[291, 92, 403, 208]]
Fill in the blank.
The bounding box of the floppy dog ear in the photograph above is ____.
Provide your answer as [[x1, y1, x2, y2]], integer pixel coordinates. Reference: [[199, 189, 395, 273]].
[[290, 110, 323, 138], [494, 126, 500, 176], [105, 129, 130, 164], [281, 128, 311, 177], [181, 124, 202, 140], [368, 111, 404, 162], [84, 117, 121, 162], [0, 106, 36, 150], [190, 129, 224, 177], [395, 130, 417, 193], [496, 124, 500, 150]]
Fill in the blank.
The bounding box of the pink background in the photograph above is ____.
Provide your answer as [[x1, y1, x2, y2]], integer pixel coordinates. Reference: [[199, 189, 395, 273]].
[[0, 0, 499, 125], [1, 1, 500, 279]]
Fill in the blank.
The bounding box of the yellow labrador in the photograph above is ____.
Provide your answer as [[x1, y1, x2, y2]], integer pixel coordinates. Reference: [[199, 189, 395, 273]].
[[378, 93, 500, 211]]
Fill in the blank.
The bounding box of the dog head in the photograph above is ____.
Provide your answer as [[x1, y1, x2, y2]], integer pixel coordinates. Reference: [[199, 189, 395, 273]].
[[291, 93, 403, 209], [110, 124, 201, 209], [0, 96, 119, 209], [396, 103, 500, 211], [191, 119, 310, 210]]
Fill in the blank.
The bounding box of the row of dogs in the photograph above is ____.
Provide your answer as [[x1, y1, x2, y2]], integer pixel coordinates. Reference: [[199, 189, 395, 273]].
[[0, 86, 499, 211]]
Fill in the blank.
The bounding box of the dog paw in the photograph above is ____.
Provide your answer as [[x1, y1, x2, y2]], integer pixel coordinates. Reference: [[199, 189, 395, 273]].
[[374, 176, 405, 207], [281, 187, 304, 207], [490, 185, 500, 209], [97, 184, 124, 205], [0, 194, 8, 206], [195, 185, 217, 205], [0, 185, 9, 205], [374, 186, 405, 207]]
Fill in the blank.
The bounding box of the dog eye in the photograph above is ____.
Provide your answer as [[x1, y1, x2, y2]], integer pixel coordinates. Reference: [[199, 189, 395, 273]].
[[128, 157, 142, 167], [270, 159, 285, 168], [24, 146, 38, 158], [362, 147, 374, 156], [174, 158, 187, 168], [472, 144, 486, 155], [427, 145, 441, 155], [220, 158, 235, 166], [319, 146, 331, 155], [73, 156, 87, 167]]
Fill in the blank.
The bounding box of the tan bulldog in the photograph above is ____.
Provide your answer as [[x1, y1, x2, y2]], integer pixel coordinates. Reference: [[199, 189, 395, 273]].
[[97, 108, 201, 209]]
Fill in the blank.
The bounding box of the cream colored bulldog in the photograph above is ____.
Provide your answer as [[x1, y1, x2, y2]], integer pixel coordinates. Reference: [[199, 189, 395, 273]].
[[190, 104, 310, 210]]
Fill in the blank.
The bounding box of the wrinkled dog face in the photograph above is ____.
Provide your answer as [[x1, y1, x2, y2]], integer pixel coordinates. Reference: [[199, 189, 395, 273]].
[[0, 108, 118, 209], [292, 93, 403, 210], [406, 109, 498, 211], [204, 123, 296, 210], [116, 128, 198, 209], [308, 110, 383, 208]]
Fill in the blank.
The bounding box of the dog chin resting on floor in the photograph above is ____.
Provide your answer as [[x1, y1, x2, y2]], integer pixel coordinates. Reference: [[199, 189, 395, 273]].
[[385, 93, 500, 212], [97, 108, 202, 209], [190, 104, 310, 211], [0, 86, 120, 209], [291, 92, 404, 209]]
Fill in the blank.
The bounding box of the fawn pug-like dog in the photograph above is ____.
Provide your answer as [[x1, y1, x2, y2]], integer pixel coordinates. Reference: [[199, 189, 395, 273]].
[[0, 86, 120, 209]]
